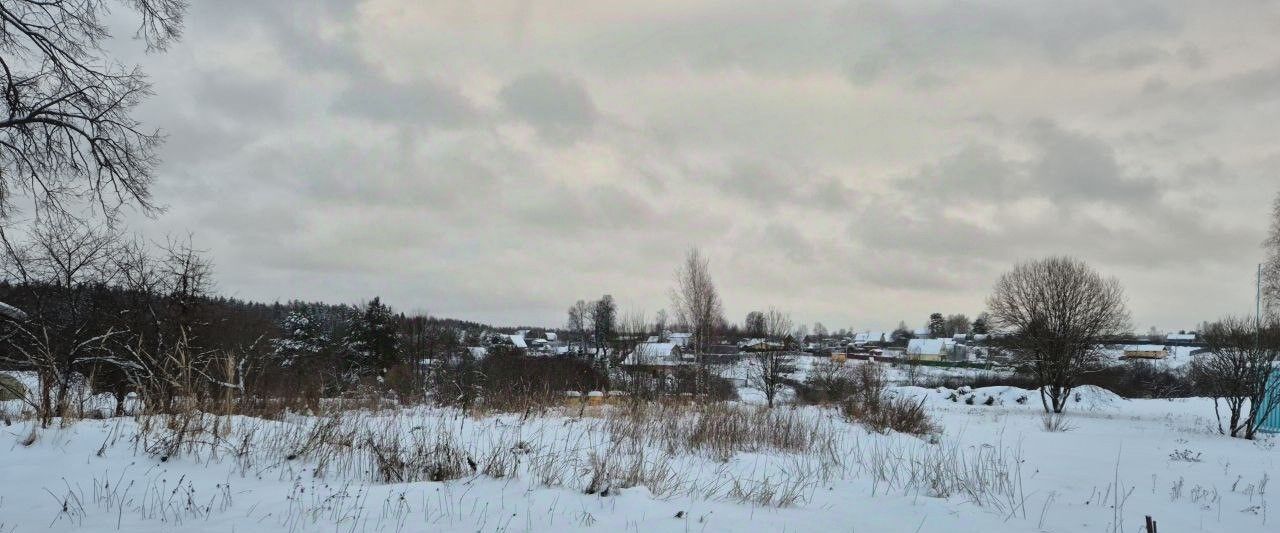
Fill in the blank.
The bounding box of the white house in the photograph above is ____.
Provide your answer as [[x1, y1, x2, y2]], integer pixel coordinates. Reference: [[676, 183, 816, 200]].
[[1122, 345, 1169, 360], [621, 342, 684, 366], [668, 332, 693, 347], [906, 338, 955, 361], [854, 332, 889, 345]]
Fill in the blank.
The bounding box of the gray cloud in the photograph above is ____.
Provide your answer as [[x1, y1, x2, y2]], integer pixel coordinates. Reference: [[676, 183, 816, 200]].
[[716, 159, 855, 212], [112, 0, 1280, 330], [499, 71, 598, 144], [332, 76, 478, 128]]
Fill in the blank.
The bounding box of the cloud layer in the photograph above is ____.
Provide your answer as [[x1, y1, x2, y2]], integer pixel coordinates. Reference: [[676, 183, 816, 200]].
[[117, 0, 1280, 331]]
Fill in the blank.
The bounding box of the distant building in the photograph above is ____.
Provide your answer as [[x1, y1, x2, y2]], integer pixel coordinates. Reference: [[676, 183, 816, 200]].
[[621, 342, 685, 367], [1121, 345, 1169, 360], [906, 338, 952, 361], [668, 332, 693, 347], [906, 338, 962, 363], [854, 332, 890, 345]]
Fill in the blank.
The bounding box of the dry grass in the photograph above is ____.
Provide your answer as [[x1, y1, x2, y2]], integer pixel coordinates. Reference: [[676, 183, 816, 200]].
[[837, 363, 938, 437]]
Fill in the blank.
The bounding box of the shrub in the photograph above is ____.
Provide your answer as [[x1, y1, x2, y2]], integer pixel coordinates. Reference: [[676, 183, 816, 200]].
[[842, 395, 936, 436], [838, 364, 936, 437], [798, 361, 858, 403]]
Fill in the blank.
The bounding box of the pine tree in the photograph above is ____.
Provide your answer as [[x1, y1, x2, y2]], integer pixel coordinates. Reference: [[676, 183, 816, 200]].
[[271, 306, 329, 368], [928, 313, 946, 338], [892, 321, 912, 344], [347, 297, 400, 375], [971, 313, 991, 335]]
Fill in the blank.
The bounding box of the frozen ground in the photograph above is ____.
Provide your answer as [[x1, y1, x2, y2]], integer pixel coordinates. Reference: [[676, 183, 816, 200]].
[[0, 373, 1275, 532]]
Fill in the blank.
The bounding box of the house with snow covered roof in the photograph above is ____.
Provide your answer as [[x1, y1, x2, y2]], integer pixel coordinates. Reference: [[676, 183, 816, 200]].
[[1122, 345, 1168, 360], [906, 338, 956, 362], [620, 342, 685, 367], [853, 332, 889, 345], [667, 332, 693, 347]]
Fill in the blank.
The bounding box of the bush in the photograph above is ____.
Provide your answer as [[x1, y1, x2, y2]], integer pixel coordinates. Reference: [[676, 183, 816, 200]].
[[797, 361, 858, 403], [842, 395, 936, 436], [838, 363, 936, 437], [918, 363, 1194, 399]]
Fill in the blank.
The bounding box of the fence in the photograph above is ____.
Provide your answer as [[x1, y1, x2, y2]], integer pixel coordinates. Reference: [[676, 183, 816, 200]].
[[1256, 368, 1280, 434]]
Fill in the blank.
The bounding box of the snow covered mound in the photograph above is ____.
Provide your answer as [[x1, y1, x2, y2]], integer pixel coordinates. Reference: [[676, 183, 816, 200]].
[[891, 383, 1127, 412], [1062, 384, 1125, 412]]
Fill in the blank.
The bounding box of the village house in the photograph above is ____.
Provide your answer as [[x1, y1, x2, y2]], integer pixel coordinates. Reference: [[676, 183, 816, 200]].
[[1121, 344, 1169, 360]]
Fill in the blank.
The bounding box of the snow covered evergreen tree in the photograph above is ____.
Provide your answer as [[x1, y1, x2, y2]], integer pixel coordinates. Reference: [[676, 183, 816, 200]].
[[271, 307, 329, 368], [346, 297, 400, 375]]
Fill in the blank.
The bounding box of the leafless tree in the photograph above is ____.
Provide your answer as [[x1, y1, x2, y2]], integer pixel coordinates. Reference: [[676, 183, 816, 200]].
[[0, 215, 127, 425], [670, 248, 723, 355], [1191, 316, 1280, 439], [944, 314, 970, 336], [671, 248, 724, 395], [744, 310, 766, 338], [987, 256, 1131, 414], [747, 308, 796, 408], [615, 309, 648, 366], [0, 0, 187, 220], [652, 308, 667, 338], [566, 299, 589, 355], [1264, 191, 1280, 319]]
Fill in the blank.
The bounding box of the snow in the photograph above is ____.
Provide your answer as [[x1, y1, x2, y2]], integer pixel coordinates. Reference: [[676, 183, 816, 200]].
[[906, 338, 950, 356], [621, 342, 681, 366], [1, 369, 1276, 532], [853, 332, 889, 344], [0, 300, 27, 320]]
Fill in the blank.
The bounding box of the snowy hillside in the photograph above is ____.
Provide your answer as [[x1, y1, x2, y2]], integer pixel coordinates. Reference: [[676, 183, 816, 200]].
[[1, 387, 1274, 532]]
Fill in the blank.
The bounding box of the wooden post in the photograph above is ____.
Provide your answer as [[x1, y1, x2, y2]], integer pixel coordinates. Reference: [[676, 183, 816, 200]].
[[1145, 515, 1157, 533]]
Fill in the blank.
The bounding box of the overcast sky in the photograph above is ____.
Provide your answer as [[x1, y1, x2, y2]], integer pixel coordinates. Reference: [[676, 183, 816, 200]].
[[115, 0, 1280, 331]]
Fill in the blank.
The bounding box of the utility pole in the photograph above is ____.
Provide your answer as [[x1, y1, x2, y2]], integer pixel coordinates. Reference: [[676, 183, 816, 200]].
[[1259, 263, 1264, 350]]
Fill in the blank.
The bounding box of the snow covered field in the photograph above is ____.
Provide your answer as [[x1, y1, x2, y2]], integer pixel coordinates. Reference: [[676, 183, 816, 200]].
[[0, 375, 1275, 532]]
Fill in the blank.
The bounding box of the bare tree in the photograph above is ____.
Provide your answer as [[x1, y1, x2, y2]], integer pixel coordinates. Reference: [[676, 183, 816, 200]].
[[812, 322, 828, 339], [0, 216, 127, 424], [566, 300, 588, 355], [987, 256, 1131, 414], [944, 314, 970, 336], [747, 308, 796, 408], [744, 310, 765, 338], [615, 309, 648, 366], [671, 248, 724, 395], [670, 248, 723, 355], [652, 308, 667, 338], [0, 0, 186, 219], [1191, 317, 1280, 439]]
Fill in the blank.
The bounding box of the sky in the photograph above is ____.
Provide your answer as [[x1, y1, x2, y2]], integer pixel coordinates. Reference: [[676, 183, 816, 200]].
[[106, 0, 1280, 331]]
